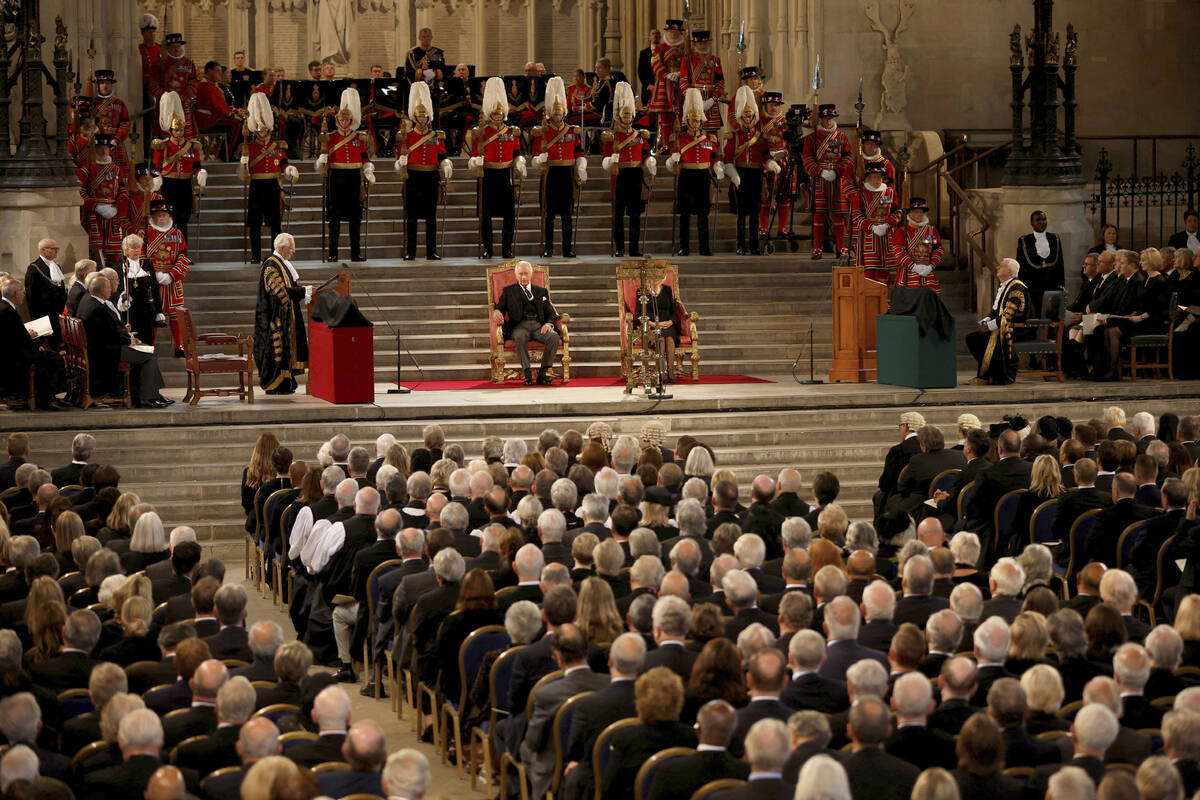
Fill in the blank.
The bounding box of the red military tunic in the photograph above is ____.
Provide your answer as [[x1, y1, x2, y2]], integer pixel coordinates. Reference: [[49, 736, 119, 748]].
[[399, 125, 446, 171], [723, 121, 769, 168], [649, 42, 686, 113], [757, 110, 799, 235], [246, 138, 289, 178], [324, 130, 370, 168], [566, 85, 601, 126], [135, 222, 190, 312], [602, 126, 651, 193], [154, 53, 199, 135], [801, 125, 853, 213], [93, 94, 131, 144], [679, 53, 725, 132], [151, 135, 203, 180], [77, 156, 127, 264], [850, 182, 904, 283], [675, 131, 719, 167], [889, 216, 944, 290], [120, 185, 164, 231], [533, 123, 584, 165], [470, 123, 521, 167], [139, 42, 162, 90], [67, 132, 92, 167]]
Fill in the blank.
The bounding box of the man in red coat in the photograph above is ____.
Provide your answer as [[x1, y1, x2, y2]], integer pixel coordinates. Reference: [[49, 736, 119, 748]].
[[801, 104, 853, 259], [889, 197, 944, 290], [195, 60, 243, 157], [849, 162, 903, 284], [648, 19, 687, 153], [679, 30, 724, 134]]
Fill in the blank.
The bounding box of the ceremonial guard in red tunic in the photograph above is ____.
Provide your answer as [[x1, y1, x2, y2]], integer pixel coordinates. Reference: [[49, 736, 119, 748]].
[[533, 77, 587, 258], [152, 33, 199, 137], [802, 103, 853, 259], [860, 129, 896, 184], [602, 81, 656, 257], [724, 86, 779, 256], [393, 81, 452, 261], [648, 19, 687, 153], [757, 92, 798, 237], [90, 69, 131, 169], [241, 93, 299, 264], [889, 197, 944, 290], [850, 162, 904, 284], [139, 15, 161, 136], [134, 199, 191, 355], [120, 162, 164, 231], [741, 66, 764, 110], [150, 92, 207, 243], [67, 97, 96, 167], [680, 30, 725, 134], [667, 88, 725, 257], [77, 132, 127, 269], [467, 77, 527, 259], [567, 71, 601, 127], [317, 88, 375, 262]]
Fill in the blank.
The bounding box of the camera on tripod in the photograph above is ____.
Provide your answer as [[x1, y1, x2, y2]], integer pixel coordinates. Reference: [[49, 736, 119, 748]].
[[782, 104, 810, 152]]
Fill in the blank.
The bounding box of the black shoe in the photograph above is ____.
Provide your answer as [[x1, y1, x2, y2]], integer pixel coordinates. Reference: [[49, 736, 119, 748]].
[[403, 253, 415, 261], [563, 250, 575, 258], [481, 249, 493, 259], [630, 249, 642, 257], [612, 249, 624, 257], [351, 256, 365, 263], [333, 666, 357, 683], [523, 368, 534, 386], [155, 395, 175, 406], [427, 252, 441, 260], [502, 249, 514, 259], [359, 682, 386, 698], [47, 400, 73, 411], [542, 249, 552, 258], [155, 318, 168, 328], [143, 398, 167, 408], [676, 248, 690, 256], [173, 348, 184, 358], [326, 255, 339, 262], [664, 373, 676, 384], [736, 247, 746, 255], [537, 371, 553, 386]]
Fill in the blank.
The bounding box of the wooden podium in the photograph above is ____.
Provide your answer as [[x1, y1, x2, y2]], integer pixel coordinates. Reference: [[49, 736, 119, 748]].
[[305, 272, 352, 396], [829, 267, 889, 383]]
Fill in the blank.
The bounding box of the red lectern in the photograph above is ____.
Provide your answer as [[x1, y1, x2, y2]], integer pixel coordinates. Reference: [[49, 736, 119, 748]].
[[306, 273, 375, 404], [829, 267, 889, 383]]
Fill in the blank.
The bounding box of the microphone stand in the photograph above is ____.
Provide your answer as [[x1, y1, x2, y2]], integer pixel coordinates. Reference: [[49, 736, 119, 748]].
[[386, 330, 412, 394], [797, 319, 821, 384]]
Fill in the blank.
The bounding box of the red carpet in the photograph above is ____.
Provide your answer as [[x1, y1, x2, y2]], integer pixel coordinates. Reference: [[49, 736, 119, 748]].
[[396, 374, 772, 391]]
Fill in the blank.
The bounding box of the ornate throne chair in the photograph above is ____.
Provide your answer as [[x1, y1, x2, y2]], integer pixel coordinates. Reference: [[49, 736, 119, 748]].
[[617, 262, 700, 380], [486, 259, 571, 384]]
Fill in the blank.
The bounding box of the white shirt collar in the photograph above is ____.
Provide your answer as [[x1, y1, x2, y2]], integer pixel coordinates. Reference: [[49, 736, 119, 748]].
[[993, 278, 1013, 310], [696, 744, 726, 752], [792, 669, 816, 679], [43, 258, 65, 284], [150, 219, 172, 233], [748, 772, 782, 781], [564, 665, 591, 676], [126, 258, 149, 280]]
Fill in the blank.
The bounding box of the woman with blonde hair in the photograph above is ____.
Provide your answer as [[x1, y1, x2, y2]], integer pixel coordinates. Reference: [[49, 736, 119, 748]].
[[23, 577, 66, 666], [384, 442, 411, 476], [911, 768, 961, 800], [241, 756, 301, 800], [1176, 594, 1200, 668], [99, 595, 159, 665], [121, 510, 169, 572], [241, 432, 281, 518], [1006, 611, 1049, 674], [1021, 663, 1070, 735], [51, 508, 86, 573], [1011, 455, 1064, 551], [98, 492, 140, 544], [600, 667, 697, 798], [577, 576, 624, 647], [816, 504, 849, 544]]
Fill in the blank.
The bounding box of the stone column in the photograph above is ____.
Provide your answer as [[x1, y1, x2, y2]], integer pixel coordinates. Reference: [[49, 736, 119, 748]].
[[603, 0, 621, 69]]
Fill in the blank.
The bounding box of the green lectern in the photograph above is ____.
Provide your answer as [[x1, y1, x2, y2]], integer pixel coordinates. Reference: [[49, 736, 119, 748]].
[[875, 313, 957, 389]]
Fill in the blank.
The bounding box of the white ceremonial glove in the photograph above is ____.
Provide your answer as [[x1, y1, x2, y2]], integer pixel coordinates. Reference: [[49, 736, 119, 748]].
[[666, 71, 680, 81], [95, 203, 117, 219], [467, 155, 483, 170], [238, 157, 249, 181], [725, 163, 740, 187], [575, 155, 587, 183], [423, 69, 435, 81], [195, 168, 208, 189], [116, 294, 131, 312], [151, 175, 162, 191], [239, 155, 249, 165], [646, 154, 658, 177], [713, 161, 725, 181], [702, 98, 715, 112], [155, 271, 172, 285], [363, 162, 376, 184], [820, 168, 836, 182], [666, 153, 680, 173], [394, 155, 408, 171], [766, 159, 781, 175], [284, 165, 299, 183], [871, 223, 890, 237], [602, 155, 614, 173], [439, 158, 453, 181], [515, 155, 527, 179], [533, 152, 548, 168], [316, 153, 328, 173], [304, 285, 314, 304], [155, 313, 165, 323], [913, 263, 933, 277], [770, 149, 786, 161]]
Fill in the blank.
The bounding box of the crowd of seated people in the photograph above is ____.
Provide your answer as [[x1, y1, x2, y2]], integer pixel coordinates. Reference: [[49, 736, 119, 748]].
[[3, 405, 1200, 800]]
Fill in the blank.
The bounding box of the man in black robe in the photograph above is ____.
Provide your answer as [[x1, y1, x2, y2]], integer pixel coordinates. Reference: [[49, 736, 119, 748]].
[[24, 238, 69, 347], [253, 232, 310, 395], [967, 258, 1031, 386], [1015, 210, 1065, 316], [0, 280, 68, 409]]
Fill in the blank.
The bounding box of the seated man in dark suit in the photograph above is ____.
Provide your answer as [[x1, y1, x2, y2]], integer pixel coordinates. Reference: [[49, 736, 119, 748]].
[[646, 698, 748, 800], [125, 620, 187, 691], [709, 718, 792, 800], [163, 658, 226, 748], [255, 640, 311, 709], [150, 540, 199, 604], [980, 558, 1026, 623], [285, 684, 351, 768], [770, 468, 810, 519], [83, 708, 199, 800], [146, 636, 211, 715], [491, 260, 561, 385], [644, 595, 698, 681], [884, 671, 957, 769], [173, 675, 257, 773], [817, 595, 888, 683], [964, 430, 1032, 565], [316, 720, 387, 798], [0, 279, 68, 409], [842, 695, 921, 800], [29, 608, 101, 692], [1112, 642, 1165, 730], [1085, 473, 1155, 568], [920, 608, 964, 679], [928, 656, 979, 736], [1100, 568, 1151, 642], [75, 272, 170, 408], [61, 661, 127, 758], [1051, 458, 1113, 557], [0, 692, 70, 782], [781, 711, 846, 784], [891, 425, 967, 517], [1029, 703, 1118, 792], [987, 676, 1063, 767], [230, 621, 283, 683], [741, 475, 787, 559], [723, 568, 779, 639], [202, 717, 281, 800], [202, 583, 252, 662], [735, 533, 786, 595], [893, 554, 950, 628], [875, 411, 926, 518], [972, 616, 1016, 706], [782, 630, 849, 714], [380, 748, 433, 800], [728, 649, 792, 758]]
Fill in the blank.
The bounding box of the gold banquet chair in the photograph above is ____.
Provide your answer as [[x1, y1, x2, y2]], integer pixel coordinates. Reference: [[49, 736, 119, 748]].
[[485, 260, 571, 384], [617, 261, 700, 381]]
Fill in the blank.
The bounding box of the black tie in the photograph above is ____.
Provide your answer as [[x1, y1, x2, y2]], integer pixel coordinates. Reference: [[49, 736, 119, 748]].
[[523, 285, 533, 301]]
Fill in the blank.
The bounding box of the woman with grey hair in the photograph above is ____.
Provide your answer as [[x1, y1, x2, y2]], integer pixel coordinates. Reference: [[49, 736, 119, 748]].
[[795, 754, 852, 800], [1017, 543, 1053, 593], [950, 531, 988, 591], [1046, 608, 1100, 703], [121, 510, 168, 573], [683, 445, 715, 483]]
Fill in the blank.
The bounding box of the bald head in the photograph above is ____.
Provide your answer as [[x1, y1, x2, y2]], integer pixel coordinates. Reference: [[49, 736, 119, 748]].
[[145, 766, 186, 800], [343, 720, 387, 772], [192, 659, 228, 702], [777, 469, 801, 493], [916, 517, 945, 548], [1078, 562, 1106, 595], [237, 717, 281, 762], [313, 685, 352, 731], [696, 699, 738, 746], [751, 475, 776, 503]]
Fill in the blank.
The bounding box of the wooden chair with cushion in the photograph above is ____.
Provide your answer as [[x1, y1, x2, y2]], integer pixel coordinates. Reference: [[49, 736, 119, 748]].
[[1123, 291, 1176, 380], [486, 260, 571, 384], [617, 260, 700, 381], [1012, 290, 1066, 382], [179, 307, 254, 405], [60, 313, 131, 409]]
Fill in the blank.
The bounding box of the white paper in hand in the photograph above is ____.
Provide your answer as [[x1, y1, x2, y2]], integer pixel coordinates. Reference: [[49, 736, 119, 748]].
[[26, 316, 53, 339], [131, 344, 156, 354]]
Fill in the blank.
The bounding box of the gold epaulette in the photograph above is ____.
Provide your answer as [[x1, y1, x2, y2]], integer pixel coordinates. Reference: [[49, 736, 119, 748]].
[[399, 119, 413, 135], [638, 130, 650, 139], [357, 131, 368, 141], [571, 125, 582, 136], [436, 131, 445, 140], [150, 138, 166, 150], [601, 131, 614, 142], [532, 126, 544, 137]]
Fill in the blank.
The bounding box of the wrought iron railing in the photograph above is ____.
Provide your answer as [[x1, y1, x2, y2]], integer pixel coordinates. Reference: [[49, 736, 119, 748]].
[[1085, 140, 1199, 251]]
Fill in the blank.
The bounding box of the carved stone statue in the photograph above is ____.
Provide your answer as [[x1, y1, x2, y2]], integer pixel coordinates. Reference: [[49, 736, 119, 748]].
[[864, 0, 914, 129], [1010, 25, 1022, 67], [314, 0, 352, 64], [1065, 24, 1078, 67]]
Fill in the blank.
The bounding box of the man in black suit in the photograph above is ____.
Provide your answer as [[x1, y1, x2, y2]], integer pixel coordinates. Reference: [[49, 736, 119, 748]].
[[76, 272, 170, 407], [782, 629, 849, 713], [128, 621, 192, 696], [1130, 479, 1187, 592], [83, 709, 199, 800], [728, 649, 792, 758], [1134, 453, 1161, 506], [1112, 642, 1164, 729], [0, 432, 29, 490], [741, 475, 787, 559], [706, 479, 744, 536], [1085, 473, 1155, 568], [928, 656, 979, 735], [761, 548, 812, 614], [29, 608, 101, 692], [971, 617, 1017, 710], [163, 658, 225, 748], [874, 411, 925, 518], [893, 555, 950, 628], [965, 430, 1032, 565], [230, 621, 283, 683], [636, 29, 657, 106], [1015, 210, 1066, 316], [646, 698, 747, 800], [500, 585, 576, 758], [440, 500, 480, 558], [346, 507, 402, 682], [370, 527, 426, 672], [464, 521, 503, 573], [390, 529, 454, 670], [286, 684, 352, 768], [857, 579, 898, 652], [0, 280, 68, 409], [204, 717, 282, 800], [491, 260, 561, 385], [979, 558, 1025, 623], [538, 511, 573, 568], [842, 695, 921, 800], [498, 543, 546, 613], [173, 675, 257, 772], [723, 569, 780, 639], [23, 238, 68, 347], [781, 710, 846, 784], [61, 660, 128, 757], [1168, 209, 1199, 252], [709, 717, 791, 800], [736, 533, 786, 595], [892, 425, 966, 517], [0, 692, 70, 781], [1030, 703, 1118, 793], [409, 549, 464, 696], [151, 541, 199, 604], [883, 672, 957, 769], [818, 596, 889, 682], [988, 676, 1063, 767], [1051, 458, 1113, 555], [643, 595, 697, 680], [202, 584, 252, 662], [770, 468, 810, 519], [316, 720, 387, 799]]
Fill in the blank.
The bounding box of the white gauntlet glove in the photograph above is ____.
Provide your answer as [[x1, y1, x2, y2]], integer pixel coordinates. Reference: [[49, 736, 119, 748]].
[[316, 153, 329, 173], [666, 71, 680, 82], [766, 159, 781, 175], [195, 168, 208, 189], [871, 223, 890, 237], [770, 149, 787, 161], [575, 156, 587, 183], [95, 203, 117, 219], [304, 285, 314, 304], [155, 271, 172, 286], [116, 294, 131, 312], [151, 175, 162, 191], [725, 164, 740, 187], [155, 312, 166, 323], [712, 161, 725, 181], [666, 153, 681, 173], [439, 158, 453, 181], [702, 98, 715, 112], [601, 155, 614, 173], [467, 155, 483, 170], [422, 69, 435, 81], [646, 154, 658, 177], [362, 162, 376, 184], [533, 152, 548, 168], [284, 165, 299, 183], [913, 263, 933, 277], [394, 155, 408, 171], [515, 155, 527, 179], [820, 168, 836, 182]]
